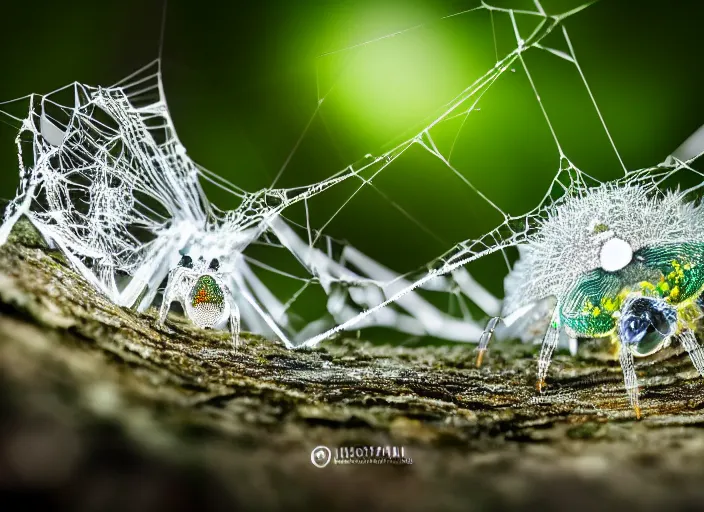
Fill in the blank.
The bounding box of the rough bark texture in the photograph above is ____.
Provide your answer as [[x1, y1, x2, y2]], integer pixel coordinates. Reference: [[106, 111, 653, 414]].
[[2, 219, 704, 511]]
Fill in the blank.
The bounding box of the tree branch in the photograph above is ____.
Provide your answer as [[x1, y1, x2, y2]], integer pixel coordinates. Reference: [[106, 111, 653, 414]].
[[2, 219, 704, 510]]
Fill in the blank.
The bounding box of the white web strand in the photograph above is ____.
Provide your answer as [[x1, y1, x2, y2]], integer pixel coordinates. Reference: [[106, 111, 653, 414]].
[[0, 65, 434, 347], [0, 52, 508, 347], [1, 1, 702, 350], [282, 1, 704, 348]]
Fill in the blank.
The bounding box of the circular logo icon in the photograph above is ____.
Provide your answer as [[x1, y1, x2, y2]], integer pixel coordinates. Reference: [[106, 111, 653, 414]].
[[311, 446, 332, 468]]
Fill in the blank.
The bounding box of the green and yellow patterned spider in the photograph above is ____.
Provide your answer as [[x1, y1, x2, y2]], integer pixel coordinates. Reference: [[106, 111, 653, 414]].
[[477, 184, 704, 418]]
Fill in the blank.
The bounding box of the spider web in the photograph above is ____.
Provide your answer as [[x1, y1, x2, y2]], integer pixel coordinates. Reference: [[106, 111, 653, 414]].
[[258, 0, 704, 348], [0, 0, 702, 349]]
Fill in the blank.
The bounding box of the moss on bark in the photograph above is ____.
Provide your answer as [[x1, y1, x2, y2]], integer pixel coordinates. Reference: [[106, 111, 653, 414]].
[[2, 219, 704, 510]]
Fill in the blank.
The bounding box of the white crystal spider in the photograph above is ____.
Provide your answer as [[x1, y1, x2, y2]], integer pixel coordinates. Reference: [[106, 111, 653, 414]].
[[474, 182, 704, 419], [157, 255, 240, 348], [0, 62, 501, 350]]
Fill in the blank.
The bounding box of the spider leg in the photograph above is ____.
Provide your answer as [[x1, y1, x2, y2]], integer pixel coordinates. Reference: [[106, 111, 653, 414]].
[[536, 308, 561, 392], [231, 272, 295, 349], [224, 265, 282, 338], [220, 280, 241, 350], [267, 216, 492, 343], [118, 247, 166, 310], [449, 267, 501, 318], [618, 339, 641, 420], [679, 329, 704, 377], [229, 299, 241, 350], [476, 316, 500, 367], [340, 245, 485, 341], [156, 267, 184, 327], [1, 209, 117, 302], [0, 183, 37, 247], [0, 211, 22, 247], [118, 227, 194, 311], [44, 228, 117, 300], [475, 301, 538, 367], [136, 260, 175, 313], [237, 257, 292, 329]]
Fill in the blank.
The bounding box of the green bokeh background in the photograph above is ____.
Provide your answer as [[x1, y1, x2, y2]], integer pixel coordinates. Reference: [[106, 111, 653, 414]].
[[0, 0, 702, 328]]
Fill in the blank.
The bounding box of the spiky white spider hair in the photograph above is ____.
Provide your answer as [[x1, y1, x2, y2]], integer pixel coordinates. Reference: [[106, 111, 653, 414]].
[[502, 184, 704, 319]]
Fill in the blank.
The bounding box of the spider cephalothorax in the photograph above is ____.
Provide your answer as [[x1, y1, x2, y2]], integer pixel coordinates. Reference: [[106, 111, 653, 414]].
[[157, 255, 240, 348]]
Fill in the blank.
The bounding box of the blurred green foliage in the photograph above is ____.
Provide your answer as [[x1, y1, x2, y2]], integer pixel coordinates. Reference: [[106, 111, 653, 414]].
[[0, 0, 702, 304]]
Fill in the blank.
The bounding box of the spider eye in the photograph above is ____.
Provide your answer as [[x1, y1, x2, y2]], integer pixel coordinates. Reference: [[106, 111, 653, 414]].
[[600, 237, 632, 272], [619, 296, 677, 356], [209, 258, 220, 271], [179, 255, 193, 269]]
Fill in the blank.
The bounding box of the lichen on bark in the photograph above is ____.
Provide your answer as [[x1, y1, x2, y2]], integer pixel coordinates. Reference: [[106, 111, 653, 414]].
[[2, 218, 704, 510]]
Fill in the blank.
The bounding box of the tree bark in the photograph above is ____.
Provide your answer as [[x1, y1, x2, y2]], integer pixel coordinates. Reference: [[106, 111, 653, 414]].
[[1, 219, 704, 511]]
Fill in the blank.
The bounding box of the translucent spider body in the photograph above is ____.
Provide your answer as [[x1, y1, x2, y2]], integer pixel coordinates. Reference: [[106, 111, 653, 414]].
[[157, 255, 240, 348], [477, 184, 704, 418]]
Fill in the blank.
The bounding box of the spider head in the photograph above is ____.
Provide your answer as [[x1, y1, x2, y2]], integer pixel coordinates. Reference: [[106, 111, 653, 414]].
[[619, 295, 678, 357], [180, 255, 215, 274]]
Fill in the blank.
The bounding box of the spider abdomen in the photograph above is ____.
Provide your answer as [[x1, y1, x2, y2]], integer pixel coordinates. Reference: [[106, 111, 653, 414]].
[[186, 275, 229, 328]]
